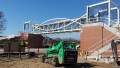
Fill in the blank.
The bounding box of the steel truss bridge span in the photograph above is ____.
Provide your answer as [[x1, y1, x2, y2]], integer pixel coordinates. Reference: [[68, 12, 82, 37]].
[[24, 14, 87, 34], [33, 19, 82, 34]]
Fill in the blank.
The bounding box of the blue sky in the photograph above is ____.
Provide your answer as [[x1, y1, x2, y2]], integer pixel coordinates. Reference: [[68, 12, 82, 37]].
[[0, 0, 120, 40]]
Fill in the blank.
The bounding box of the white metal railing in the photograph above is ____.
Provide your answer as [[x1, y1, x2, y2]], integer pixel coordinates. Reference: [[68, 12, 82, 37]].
[[90, 35, 118, 53], [86, 17, 119, 27], [88, 31, 117, 51]]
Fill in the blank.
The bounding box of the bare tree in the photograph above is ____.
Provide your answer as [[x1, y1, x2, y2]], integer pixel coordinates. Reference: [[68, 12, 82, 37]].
[[0, 11, 6, 34]]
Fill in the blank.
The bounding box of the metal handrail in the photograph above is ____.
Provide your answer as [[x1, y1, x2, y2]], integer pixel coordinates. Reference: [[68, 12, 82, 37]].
[[90, 35, 118, 53], [88, 31, 118, 51]]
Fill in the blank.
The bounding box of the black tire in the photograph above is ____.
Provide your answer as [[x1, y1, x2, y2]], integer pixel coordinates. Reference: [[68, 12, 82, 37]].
[[40, 56, 45, 63], [52, 57, 59, 67]]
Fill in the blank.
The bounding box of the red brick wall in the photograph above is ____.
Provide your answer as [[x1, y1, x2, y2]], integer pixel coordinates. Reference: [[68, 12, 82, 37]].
[[80, 26, 119, 56]]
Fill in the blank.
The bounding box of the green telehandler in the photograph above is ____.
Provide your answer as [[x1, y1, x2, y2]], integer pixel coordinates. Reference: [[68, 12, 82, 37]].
[[40, 41, 78, 67]]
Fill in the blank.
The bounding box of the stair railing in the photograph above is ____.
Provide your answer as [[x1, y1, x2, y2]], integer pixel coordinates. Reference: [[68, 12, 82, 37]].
[[90, 35, 118, 53], [88, 31, 118, 51]]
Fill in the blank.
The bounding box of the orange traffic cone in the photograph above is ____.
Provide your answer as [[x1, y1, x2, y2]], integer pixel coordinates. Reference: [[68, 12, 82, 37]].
[[37, 48, 39, 52]]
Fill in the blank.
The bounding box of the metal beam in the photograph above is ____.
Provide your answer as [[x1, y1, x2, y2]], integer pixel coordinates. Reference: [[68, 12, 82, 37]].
[[89, 1, 108, 7], [108, 0, 111, 26], [87, 6, 89, 22], [99, 7, 117, 12], [111, 1, 118, 7], [117, 7, 119, 25], [35, 29, 81, 34], [89, 7, 99, 12], [40, 18, 68, 25]]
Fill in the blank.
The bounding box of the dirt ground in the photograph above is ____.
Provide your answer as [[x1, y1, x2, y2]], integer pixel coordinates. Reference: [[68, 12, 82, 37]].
[[0, 58, 119, 68]]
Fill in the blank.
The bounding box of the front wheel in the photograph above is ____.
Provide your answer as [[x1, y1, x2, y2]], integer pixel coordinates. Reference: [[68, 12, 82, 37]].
[[52, 57, 59, 67]]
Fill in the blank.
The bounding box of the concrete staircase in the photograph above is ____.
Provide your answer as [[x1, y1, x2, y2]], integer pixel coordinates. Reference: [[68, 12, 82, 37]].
[[90, 23, 120, 56]]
